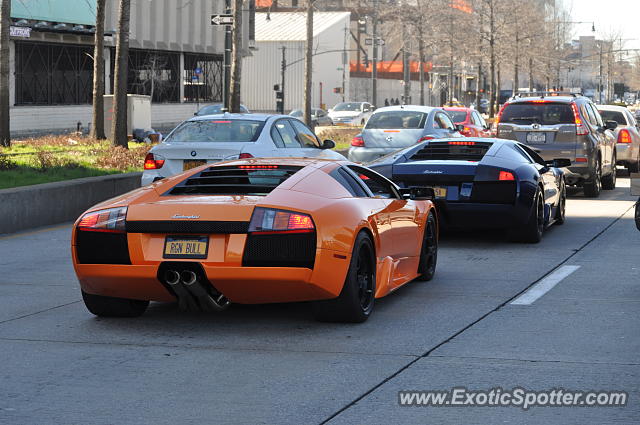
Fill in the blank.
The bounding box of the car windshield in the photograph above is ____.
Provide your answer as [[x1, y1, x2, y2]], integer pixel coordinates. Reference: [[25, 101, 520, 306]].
[[333, 103, 362, 112], [365, 111, 427, 129], [196, 104, 223, 115], [290, 110, 303, 117], [445, 110, 468, 123], [166, 120, 265, 143], [500, 102, 575, 125], [598, 110, 627, 125]]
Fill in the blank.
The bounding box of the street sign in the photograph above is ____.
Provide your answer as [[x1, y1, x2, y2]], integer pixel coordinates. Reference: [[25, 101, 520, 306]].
[[211, 14, 234, 26], [364, 38, 385, 46], [192, 75, 199, 81], [194, 67, 203, 75]]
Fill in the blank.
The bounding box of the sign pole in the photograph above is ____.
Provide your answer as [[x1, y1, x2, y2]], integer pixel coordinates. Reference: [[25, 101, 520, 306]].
[[223, 3, 232, 111]]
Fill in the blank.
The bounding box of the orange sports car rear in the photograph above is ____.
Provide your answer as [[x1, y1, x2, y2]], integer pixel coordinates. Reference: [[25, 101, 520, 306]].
[[72, 158, 438, 322]]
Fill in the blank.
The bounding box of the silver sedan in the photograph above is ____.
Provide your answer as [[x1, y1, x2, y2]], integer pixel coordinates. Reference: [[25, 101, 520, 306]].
[[598, 105, 640, 172]]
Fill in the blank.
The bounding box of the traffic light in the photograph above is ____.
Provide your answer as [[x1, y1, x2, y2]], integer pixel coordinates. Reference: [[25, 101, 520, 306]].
[[275, 91, 283, 100], [363, 53, 369, 69], [273, 84, 280, 91], [358, 18, 367, 34], [333, 87, 343, 94]]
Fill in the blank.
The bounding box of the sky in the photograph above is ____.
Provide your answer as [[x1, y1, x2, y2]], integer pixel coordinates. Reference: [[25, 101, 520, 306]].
[[567, 0, 640, 56]]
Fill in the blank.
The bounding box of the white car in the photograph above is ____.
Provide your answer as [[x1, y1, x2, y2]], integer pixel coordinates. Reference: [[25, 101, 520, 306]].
[[141, 113, 346, 186], [328, 102, 375, 126]]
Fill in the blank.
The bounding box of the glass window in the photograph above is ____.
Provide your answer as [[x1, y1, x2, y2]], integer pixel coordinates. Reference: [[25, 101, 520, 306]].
[[598, 110, 627, 126], [347, 166, 400, 199], [519, 143, 546, 165], [436, 113, 455, 130], [274, 120, 302, 148], [329, 167, 369, 197], [511, 144, 534, 163], [500, 102, 575, 125], [270, 125, 285, 148], [474, 112, 487, 128], [166, 119, 265, 143], [183, 53, 224, 103], [444, 110, 468, 123], [333, 102, 363, 112], [290, 120, 321, 148], [581, 105, 597, 126], [589, 103, 603, 127], [366, 111, 427, 129]]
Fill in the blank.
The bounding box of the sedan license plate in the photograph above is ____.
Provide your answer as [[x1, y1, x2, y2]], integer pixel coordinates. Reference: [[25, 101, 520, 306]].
[[429, 187, 447, 199], [183, 160, 206, 171], [526, 132, 546, 143], [163, 236, 209, 259]]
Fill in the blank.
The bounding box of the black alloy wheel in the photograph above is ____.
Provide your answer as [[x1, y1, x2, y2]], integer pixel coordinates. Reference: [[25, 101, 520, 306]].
[[416, 212, 438, 281], [511, 187, 544, 243]]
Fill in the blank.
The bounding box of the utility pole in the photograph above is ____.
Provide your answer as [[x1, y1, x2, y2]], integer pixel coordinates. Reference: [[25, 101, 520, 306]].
[[419, 35, 425, 105], [528, 57, 533, 91], [0, 0, 11, 147], [304, 0, 313, 126], [598, 41, 603, 103], [342, 24, 347, 103], [278, 46, 286, 114], [229, 0, 242, 112], [371, 0, 378, 107], [402, 25, 410, 104], [223, 0, 232, 111]]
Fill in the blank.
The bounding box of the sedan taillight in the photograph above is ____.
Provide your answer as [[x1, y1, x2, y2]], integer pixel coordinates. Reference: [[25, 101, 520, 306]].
[[618, 129, 632, 144], [351, 135, 365, 147], [248, 207, 315, 234], [144, 153, 165, 170]]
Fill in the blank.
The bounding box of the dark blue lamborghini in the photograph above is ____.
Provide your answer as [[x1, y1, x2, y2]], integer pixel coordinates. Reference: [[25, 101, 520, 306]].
[[367, 138, 569, 243]]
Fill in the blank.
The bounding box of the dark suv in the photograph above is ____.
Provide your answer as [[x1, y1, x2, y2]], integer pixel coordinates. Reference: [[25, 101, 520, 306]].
[[496, 93, 617, 197]]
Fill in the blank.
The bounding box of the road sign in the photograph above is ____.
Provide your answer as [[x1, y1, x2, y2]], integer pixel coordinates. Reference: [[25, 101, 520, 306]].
[[364, 38, 385, 46], [192, 75, 199, 81], [194, 67, 203, 75], [211, 14, 234, 26]]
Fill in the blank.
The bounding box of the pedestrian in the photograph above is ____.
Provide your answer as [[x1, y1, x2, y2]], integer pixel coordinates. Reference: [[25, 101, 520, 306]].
[[394, 98, 400, 105], [384, 98, 390, 107]]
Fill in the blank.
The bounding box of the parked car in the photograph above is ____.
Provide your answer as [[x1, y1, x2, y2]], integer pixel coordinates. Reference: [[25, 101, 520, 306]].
[[289, 108, 333, 127], [348, 105, 462, 163], [74, 158, 438, 322], [495, 93, 617, 198], [443, 107, 491, 137], [597, 105, 640, 172], [195, 103, 250, 116], [368, 138, 568, 243], [141, 113, 345, 186], [328, 102, 374, 126]]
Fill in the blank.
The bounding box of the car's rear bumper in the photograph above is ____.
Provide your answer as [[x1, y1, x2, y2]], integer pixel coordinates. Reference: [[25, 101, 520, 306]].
[[616, 143, 637, 164], [74, 248, 350, 304], [435, 201, 529, 229], [348, 147, 398, 163]]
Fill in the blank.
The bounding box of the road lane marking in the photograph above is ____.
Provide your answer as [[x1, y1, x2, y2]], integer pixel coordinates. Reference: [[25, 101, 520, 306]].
[[0, 224, 72, 241], [510, 265, 581, 306]]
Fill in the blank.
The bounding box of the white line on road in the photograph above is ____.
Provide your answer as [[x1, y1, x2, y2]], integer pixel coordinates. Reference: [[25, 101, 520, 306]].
[[510, 265, 581, 306]]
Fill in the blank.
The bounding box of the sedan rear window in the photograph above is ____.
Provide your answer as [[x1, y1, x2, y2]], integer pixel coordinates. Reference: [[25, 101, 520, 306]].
[[365, 111, 427, 129], [500, 102, 575, 125], [166, 120, 265, 143], [598, 110, 627, 126], [444, 110, 468, 123]]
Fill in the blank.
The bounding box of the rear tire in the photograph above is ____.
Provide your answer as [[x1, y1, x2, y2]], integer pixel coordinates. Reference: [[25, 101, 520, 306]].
[[635, 200, 640, 231], [312, 232, 375, 323], [555, 180, 567, 225], [602, 154, 617, 190], [510, 187, 544, 243], [82, 291, 149, 318], [583, 158, 601, 198], [415, 212, 438, 281]]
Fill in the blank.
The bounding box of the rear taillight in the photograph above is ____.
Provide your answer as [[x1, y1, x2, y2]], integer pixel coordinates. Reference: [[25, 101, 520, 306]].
[[351, 135, 365, 147], [238, 152, 254, 159], [571, 103, 589, 136], [575, 157, 588, 163], [618, 129, 632, 143], [495, 103, 507, 125], [498, 171, 516, 181], [248, 207, 315, 234], [144, 153, 165, 170], [78, 207, 127, 233], [418, 136, 435, 143]]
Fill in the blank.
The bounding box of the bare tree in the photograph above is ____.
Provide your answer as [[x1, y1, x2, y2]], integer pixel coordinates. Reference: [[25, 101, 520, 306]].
[[229, 0, 243, 112], [0, 0, 10, 147], [90, 0, 106, 140], [304, 0, 313, 126], [111, 0, 131, 148]]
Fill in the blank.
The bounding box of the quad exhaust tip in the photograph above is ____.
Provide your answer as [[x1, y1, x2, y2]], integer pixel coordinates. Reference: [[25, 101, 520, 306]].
[[163, 269, 229, 312]]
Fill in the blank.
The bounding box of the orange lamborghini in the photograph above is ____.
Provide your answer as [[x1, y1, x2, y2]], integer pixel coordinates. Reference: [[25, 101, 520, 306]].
[[72, 158, 438, 322]]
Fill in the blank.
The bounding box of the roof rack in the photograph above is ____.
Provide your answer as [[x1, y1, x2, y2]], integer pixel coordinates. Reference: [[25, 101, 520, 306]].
[[513, 91, 583, 99]]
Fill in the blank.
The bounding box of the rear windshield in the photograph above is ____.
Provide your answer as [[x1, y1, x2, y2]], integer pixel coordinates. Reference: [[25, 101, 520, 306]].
[[166, 120, 265, 143], [445, 110, 467, 123], [598, 110, 627, 125], [500, 102, 575, 125], [333, 103, 362, 112], [365, 111, 427, 129]]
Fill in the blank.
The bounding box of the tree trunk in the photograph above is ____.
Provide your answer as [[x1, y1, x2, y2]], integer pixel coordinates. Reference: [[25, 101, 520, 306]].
[[111, 0, 131, 148], [90, 0, 106, 140], [529, 56, 533, 91], [488, 1, 496, 118], [0, 0, 11, 147], [303, 0, 313, 127], [229, 0, 243, 112], [476, 60, 482, 110]]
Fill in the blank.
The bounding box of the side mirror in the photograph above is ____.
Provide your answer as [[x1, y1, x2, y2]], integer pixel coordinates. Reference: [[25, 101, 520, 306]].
[[400, 187, 435, 200], [547, 158, 572, 168], [321, 139, 336, 149], [605, 120, 618, 131], [194, 112, 198, 116]]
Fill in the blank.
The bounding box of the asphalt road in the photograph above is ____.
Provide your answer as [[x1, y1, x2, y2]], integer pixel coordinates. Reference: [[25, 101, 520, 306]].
[[0, 177, 638, 424]]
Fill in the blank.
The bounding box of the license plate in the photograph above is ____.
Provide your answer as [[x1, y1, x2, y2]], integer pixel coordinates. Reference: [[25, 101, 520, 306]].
[[183, 160, 206, 171], [429, 187, 447, 199], [526, 132, 546, 143], [163, 236, 209, 259]]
